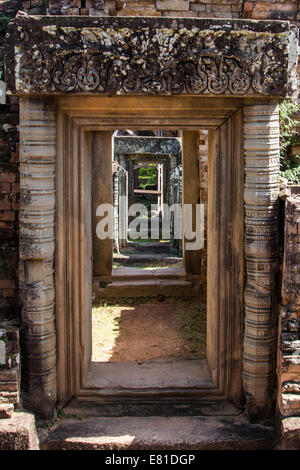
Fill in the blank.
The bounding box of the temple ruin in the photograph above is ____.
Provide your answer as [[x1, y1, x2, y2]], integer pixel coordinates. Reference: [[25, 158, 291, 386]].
[[0, 4, 300, 450]]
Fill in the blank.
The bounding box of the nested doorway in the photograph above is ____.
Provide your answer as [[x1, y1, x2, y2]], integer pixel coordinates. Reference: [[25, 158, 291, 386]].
[[53, 95, 245, 408], [15, 15, 292, 421]]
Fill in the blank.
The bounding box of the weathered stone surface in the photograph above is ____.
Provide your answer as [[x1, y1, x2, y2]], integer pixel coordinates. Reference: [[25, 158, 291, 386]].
[[114, 136, 181, 156], [278, 417, 300, 450], [0, 367, 19, 393], [278, 193, 300, 419], [18, 98, 57, 421], [243, 104, 280, 420], [6, 16, 299, 97], [93, 277, 199, 299], [0, 411, 39, 450], [39, 415, 274, 450], [280, 394, 300, 417], [0, 403, 14, 419], [156, 0, 190, 11]]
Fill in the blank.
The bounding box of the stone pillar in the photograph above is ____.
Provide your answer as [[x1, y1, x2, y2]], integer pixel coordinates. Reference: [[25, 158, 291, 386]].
[[91, 132, 113, 277], [157, 163, 163, 215], [118, 164, 128, 249], [199, 131, 208, 298], [112, 163, 119, 254], [127, 158, 134, 214], [243, 103, 280, 420], [19, 97, 57, 420], [182, 131, 201, 275], [170, 155, 178, 172], [164, 157, 170, 206]]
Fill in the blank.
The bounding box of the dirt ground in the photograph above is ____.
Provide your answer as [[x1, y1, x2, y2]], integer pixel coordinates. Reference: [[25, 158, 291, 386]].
[[92, 298, 206, 363]]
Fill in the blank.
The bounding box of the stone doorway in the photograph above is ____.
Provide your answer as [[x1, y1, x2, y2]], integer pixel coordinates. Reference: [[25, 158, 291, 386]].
[[21, 94, 246, 418], [91, 127, 207, 400], [111, 131, 183, 273], [10, 15, 298, 420]]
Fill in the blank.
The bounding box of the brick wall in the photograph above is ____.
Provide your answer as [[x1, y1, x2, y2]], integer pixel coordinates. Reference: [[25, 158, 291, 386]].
[[0, 2, 21, 322], [44, 0, 300, 22]]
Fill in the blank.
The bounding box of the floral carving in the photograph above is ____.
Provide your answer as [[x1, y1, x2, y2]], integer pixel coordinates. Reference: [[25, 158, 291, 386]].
[[13, 18, 295, 97]]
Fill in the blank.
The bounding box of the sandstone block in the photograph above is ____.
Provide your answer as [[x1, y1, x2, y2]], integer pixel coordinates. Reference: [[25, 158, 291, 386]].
[[280, 394, 300, 417], [213, 4, 232, 11], [0, 412, 39, 450], [279, 417, 300, 450], [0, 403, 14, 419], [156, 0, 189, 11], [162, 10, 197, 16]]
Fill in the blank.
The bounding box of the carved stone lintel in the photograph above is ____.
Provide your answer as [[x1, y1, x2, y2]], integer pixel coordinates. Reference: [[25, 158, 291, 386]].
[[19, 97, 57, 420], [243, 103, 280, 420], [8, 16, 298, 97], [114, 137, 181, 156]]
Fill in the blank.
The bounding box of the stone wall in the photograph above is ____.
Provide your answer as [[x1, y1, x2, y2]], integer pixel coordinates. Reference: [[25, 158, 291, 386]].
[[277, 189, 300, 448], [0, 3, 21, 322], [278, 191, 300, 418], [44, 0, 300, 22], [0, 0, 299, 440]]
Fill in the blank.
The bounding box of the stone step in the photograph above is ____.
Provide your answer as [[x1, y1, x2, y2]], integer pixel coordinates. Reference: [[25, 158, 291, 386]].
[[93, 278, 200, 299], [124, 241, 174, 254], [111, 267, 186, 280], [85, 358, 212, 392], [57, 398, 242, 418], [113, 253, 182, 266], [39, 415, 274, 450]]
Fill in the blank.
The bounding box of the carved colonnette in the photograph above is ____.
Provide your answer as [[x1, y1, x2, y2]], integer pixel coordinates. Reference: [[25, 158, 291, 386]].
[[19, 97, 57, 419], [243, 103, 280, 419]]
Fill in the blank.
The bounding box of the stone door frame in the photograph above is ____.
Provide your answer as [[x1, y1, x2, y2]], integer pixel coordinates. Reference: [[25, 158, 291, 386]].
[[13, 16, 296, 419], [20, 95, 279, 420]]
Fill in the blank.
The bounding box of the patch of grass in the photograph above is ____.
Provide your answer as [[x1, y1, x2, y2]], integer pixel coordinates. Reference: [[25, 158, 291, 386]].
[[93, 298, 158, 308], [56, 410, 78, 420], [175, 302, 206, 358]]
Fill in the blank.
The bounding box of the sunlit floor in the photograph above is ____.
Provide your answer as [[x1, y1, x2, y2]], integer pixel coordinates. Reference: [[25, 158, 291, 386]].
[[113, 240, 183, 269], [92, 298, 206, 363]]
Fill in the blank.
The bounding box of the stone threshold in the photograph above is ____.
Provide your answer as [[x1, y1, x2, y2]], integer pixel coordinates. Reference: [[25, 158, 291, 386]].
[[0, 411, 39, 450], [93, 268, 201, 299], [38, 415, 274, 450], [85, 358, 212, 391]]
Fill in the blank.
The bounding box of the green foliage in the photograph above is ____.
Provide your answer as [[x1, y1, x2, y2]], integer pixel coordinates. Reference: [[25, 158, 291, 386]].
[[0, 14, 13, 79], [281, 165, 300, 184], [279, 100, 300, 183], [0, 16, 11, 37], [138, 164, 157, 189]]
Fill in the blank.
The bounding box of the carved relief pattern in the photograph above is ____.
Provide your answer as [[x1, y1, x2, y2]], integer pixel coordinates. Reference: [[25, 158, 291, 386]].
[[243, 104, 280, 417], [14, 21, 291, 96], [19, 98, 57, 418]]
